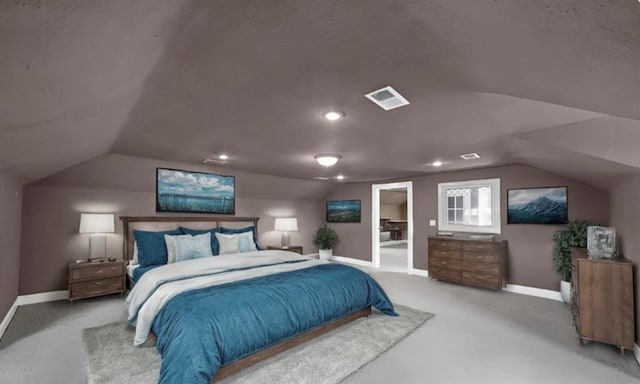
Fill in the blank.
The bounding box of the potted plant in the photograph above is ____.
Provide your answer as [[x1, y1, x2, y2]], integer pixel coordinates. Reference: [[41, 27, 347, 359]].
[[552, 219, 591, 303], [314, 224, 339, 261]]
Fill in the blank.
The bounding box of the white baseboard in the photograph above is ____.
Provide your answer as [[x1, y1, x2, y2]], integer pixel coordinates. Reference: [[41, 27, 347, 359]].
[[634, 343, 640, 366], [330, 256, 373, 267], [17, 290, 69, 306], [409, 268, 428, 277], [504, 284, 563, 302], [0, 290, 69, 341], [0, 297, 19, 341]]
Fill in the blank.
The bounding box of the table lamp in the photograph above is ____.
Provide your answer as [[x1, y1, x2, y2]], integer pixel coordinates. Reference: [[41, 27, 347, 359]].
[[79, 213, 115, 261], [274, 217, 298, 248]]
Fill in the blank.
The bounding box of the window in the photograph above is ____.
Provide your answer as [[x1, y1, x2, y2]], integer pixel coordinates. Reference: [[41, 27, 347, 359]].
[[437, 178, 501, 234]]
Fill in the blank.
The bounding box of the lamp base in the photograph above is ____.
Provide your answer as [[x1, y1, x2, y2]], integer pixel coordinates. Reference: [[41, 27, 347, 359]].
[[88, 235, 107, 262], [281, 232, 291, 248]]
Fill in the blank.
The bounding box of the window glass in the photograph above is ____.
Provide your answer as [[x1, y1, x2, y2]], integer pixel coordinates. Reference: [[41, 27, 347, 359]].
[[438, 178, 501, 234]]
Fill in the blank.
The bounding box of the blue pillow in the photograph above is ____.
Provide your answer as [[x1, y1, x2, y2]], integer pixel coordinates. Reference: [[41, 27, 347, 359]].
[[180, 227, 221, 255], [220, 226, 261, 250], [175, 233, 214, 262], [133, 229, 182, 267]]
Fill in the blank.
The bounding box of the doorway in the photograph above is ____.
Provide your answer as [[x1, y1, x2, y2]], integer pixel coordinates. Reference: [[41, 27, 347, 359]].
[[372, 181, 413, 272]]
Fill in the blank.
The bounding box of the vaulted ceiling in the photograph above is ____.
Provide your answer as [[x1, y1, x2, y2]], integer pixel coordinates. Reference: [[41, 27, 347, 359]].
[[2, 1, 640, 188]]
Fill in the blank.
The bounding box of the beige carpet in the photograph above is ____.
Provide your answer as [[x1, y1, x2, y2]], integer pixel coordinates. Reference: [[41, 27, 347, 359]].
[[83, 305, 433, 384]]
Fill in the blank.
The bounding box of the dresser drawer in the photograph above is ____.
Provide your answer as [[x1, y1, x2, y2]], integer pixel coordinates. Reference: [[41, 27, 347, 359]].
[[430, 266, 461, 283], [462, 242, 499, 253], [429, 239, 461, 249], [430, 247, 461, 260], [70, 264, 123, 281], [70, 277, 124, 298], [430, 256, 462, 271], [462, 271, 500, 289], [462, 252, 499, 264], [462, 261, 499, 275]]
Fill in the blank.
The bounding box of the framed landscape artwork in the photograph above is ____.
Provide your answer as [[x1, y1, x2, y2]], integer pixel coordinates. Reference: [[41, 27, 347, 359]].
[[156, 168, 235, 214], [326, 200, 361, 223], [507, 186, 568, 225]]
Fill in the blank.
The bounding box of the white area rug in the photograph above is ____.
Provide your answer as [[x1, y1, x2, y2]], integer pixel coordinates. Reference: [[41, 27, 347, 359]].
[[83, 305, 433, 384]]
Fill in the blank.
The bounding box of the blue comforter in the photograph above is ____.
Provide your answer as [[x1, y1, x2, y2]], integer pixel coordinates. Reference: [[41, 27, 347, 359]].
[[152, 263, 396, 383]]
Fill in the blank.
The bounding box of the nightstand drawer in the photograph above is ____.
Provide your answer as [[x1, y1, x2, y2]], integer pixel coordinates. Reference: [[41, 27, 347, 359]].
[[70, 264, 122, 281], [70, 277, 124, 298]]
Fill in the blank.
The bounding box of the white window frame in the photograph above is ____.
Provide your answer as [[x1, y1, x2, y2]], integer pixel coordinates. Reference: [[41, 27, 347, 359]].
[[437, 178, 501, 234]]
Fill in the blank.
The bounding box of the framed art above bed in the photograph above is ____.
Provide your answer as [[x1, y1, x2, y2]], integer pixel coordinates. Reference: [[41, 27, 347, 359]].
[[156, 168, 235, 214]]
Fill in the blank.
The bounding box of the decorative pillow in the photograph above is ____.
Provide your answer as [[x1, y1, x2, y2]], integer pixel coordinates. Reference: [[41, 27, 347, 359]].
[[133, 229, 182, 267], [164, 234, 201, 264], [215, 233, 241, 255], [220, 226, 261, 250], [175, 233, 214, 262], [180, 227, 221, 255]]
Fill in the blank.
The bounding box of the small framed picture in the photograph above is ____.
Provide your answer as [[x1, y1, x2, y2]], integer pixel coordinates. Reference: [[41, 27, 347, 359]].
[[326, 200, 361, 223], [587, 226, 616, 259]]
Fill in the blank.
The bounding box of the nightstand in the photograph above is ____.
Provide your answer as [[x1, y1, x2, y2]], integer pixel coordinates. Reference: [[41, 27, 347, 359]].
[[267, 245, 303, 255], [68, 260, 126, 301]]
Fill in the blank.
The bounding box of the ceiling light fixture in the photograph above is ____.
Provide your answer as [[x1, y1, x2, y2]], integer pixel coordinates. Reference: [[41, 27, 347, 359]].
[[336, 175, 345, 180], [218, 154, 229, 160], [323, 111, 345, 121], [432, 160, 443, 167], [460, 153, 481, 160], [314, 154, 341, 167]]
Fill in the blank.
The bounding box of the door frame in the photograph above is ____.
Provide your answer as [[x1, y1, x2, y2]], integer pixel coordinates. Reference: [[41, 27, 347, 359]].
[[371, 181, 413, 271]]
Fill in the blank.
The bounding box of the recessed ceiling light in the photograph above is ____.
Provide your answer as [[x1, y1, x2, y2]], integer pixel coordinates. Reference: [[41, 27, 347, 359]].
[[323, 111, 345, 121], [314, 154, 341, 167], [336, 175, 345, 180], [460, 153, 481, 160], [218, 154, 229, 160], [432, 161, 443, 167]]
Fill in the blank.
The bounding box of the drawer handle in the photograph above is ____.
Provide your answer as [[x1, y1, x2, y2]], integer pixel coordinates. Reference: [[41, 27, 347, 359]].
[[95, 270, 103, 274], [95, 281, 103, 285]]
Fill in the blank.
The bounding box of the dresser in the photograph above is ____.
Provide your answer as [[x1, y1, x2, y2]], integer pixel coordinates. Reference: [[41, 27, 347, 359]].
[[68, 260, 126, 301], [428, 237, 508, 290], [570, 248, 635, 354]]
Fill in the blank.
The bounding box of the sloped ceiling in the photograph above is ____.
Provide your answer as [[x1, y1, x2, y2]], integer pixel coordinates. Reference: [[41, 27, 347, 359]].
[[1, 0, 640, 188]]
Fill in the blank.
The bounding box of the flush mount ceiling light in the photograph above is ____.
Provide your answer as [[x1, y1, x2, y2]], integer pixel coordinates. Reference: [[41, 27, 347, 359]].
[[431, 160, 443, 167], [336, 175, 345, 180], [460, 153, 481, 160], [323, 111, 345, 121], [314, 154, 341, 167], [218, 154, 229, 160], [365, 86, 410, 111]]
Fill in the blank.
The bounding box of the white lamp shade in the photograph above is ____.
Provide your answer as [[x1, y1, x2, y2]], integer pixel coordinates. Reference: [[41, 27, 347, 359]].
[[79, 213, 115, 234], [274, 217, 298, 232]]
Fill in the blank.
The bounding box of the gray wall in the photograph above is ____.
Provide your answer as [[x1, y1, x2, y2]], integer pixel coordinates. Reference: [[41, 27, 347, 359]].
[[608, 175, 640, 345], [0, 174, 23, 320], [19, 154, 328, 295], [326, 165, 609, 291]]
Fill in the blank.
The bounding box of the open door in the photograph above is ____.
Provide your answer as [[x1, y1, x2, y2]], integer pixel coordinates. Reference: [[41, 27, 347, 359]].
[[372, 181, 413, 272]]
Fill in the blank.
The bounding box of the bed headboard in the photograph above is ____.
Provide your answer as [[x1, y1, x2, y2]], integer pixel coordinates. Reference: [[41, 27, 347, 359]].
[[120, 216, 260, 261]]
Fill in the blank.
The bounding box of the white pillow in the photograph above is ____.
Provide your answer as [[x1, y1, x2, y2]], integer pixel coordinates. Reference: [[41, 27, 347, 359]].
[[132, 241, 139, 264], [215, 233, 241, 255], [175, 233, 213, 262], [164, 233, 211, 263]]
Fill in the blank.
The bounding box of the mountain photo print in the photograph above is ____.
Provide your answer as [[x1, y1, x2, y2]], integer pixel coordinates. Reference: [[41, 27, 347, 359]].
[[507, 187, 568, 225]]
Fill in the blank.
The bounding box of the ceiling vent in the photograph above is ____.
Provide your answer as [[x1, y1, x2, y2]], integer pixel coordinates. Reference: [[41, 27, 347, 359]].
[[364, 86, 410, 111], [313, 176, 330, 181], [203, 158, 228, 165], [460, 153, 481, 160]]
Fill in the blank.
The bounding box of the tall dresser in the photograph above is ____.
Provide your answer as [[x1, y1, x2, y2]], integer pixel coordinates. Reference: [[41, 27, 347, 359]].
[[428, 237, 508, 290], [570, 248, 635, 354]]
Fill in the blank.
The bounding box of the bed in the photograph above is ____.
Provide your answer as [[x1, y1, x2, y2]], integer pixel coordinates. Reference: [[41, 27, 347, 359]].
[[121, 216, 397, 384]]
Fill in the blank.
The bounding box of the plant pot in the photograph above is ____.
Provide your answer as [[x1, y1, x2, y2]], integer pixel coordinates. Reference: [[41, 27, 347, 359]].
[[319, 249, 333, 261], [560, 280, 571, 303]]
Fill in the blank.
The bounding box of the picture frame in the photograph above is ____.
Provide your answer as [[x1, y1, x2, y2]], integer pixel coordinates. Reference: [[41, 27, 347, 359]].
[[587, 226, 616, 259], [507, 186, 568, 225], [156, 168, 235, 214], [326, 200, 361, 223]]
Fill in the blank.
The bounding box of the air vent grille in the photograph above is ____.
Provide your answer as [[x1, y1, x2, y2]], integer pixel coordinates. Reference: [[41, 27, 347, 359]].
[[365, 86, 410, 111], [203, 158, 228, 165], [313, 176, 330, 181], [460, 153, 481, 160]]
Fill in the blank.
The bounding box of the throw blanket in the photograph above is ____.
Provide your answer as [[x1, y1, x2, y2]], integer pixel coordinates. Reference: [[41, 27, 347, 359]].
[[125, 251, 396, 384]]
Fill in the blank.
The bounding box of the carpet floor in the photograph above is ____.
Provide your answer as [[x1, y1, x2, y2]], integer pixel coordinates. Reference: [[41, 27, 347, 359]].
[[83, 305, 433, 384]]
